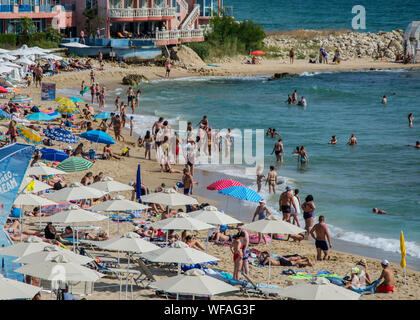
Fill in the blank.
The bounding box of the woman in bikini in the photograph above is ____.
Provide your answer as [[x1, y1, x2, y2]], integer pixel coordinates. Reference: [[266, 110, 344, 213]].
[[143, 130, 153, 160], [185, 235, 205, 251], [231, 232, 244, 280], [299, 146, 308, 166], [302, 195, 316, 239]]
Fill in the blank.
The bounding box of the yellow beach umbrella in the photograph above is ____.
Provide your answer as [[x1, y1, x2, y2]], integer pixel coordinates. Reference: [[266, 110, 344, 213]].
[[400, 231, 406, 285], [55, 97, 71, 104], [59, 100, 77, 108], [16, 124, 42, 144]]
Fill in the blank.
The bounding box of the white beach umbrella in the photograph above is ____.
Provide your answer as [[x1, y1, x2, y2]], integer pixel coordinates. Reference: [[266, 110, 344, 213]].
[[13, 245, 93, 265], [15, 56, 35, 66], [277, 277, 360, 300], [140, 241, 219, 265], [19, 177, 52, 193], [243, 215, 305, 284], [188, 206, 242, 225], [46, 182, 106, 201], [14, 193, 56, 207], [150, 268, 239, 298], [97, 232, 159, 299], [89, 195, 149, 212], [41, 54, 63, 61], [90, 176, 134, 193], [0, 236, 51, 257], [0, 48, 10, 54], [0, 65, 13, 74], [15, 255, 104, 282], [97, 232, 159, 254], [0, 53, 17, 61], [41, 205, 107, 224], [0, 274, 41, 300], [26, 162, 68, 176], [151, 213, 214, 232], [140, 188, 198, 207], [2, 61, 21, 69]]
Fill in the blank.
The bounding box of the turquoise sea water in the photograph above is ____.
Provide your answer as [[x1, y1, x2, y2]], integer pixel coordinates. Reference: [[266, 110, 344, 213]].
[[224, 0, 420, 32], [107, 70, 419, 264], [60, 69, 420, 266]]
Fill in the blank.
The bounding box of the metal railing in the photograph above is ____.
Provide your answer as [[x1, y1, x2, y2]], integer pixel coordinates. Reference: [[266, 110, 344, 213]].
[[180, 4, 200, 29], [108, 7, 176, 18], [39, 4, 52, 12], [179, 0, 188, 11], [156, 29, 204, 41]]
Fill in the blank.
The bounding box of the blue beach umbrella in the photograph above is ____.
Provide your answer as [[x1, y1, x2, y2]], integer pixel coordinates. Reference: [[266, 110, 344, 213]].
[[43, 127, 79, 144], [136, 164, 141, 202], [93, 112, 111, 120], [25, 112, 55, 121], [10, 96, 32, 103], [80, 130, 115, 145], [39, 148, 69, 162], [0, 109, 11, 119], [218, 186, 263, 202], [46, 111, 62, 119]]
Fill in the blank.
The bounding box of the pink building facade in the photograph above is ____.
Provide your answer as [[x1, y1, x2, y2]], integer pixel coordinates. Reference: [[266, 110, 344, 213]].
[[0, 0, 226, 45]]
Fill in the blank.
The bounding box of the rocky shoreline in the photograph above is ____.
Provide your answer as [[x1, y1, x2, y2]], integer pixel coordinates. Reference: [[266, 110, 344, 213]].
[[263, 29, 405, 61]]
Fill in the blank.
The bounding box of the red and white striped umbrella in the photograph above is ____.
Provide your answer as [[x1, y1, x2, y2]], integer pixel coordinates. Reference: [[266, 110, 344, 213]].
[[206, 179, 244, 191]]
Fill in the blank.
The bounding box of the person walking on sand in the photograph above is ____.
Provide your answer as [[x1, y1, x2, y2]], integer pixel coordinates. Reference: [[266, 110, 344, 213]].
[[231, 232, 244, 280], [113, 115, 124, 142], [165, 60, 172, 78], [290, 188, 302, 227], [182, 168, 197, 195], [376, 260, 395, 293], [90, 69, 95, 84], [252, 200, 271, 244], [129, 116, 134, 137], [310, 215, 332, 261], [408, 113, 413, 128], [279, 186, 297, 223], [348, 134, 358, 145], [271, 138, 284, 163], [265, 166, 277, 194], [236, 224, 250, 276], [302, 194, 316, 238], [34, 64, 43, 88], [289, 48, 295, 64]]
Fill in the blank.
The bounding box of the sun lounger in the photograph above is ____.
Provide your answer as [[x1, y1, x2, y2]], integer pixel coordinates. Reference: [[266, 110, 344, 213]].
[[133, 258, 157, 288], [240, 272, 282, 298]]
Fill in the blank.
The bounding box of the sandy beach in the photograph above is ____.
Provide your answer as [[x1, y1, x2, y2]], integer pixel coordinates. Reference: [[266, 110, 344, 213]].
[[5, 55, 420, 301]]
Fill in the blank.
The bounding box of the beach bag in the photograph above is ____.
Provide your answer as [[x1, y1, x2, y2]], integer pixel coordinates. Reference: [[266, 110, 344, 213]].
[[88, 149, 96, 160], [249, 233, 271, 244]]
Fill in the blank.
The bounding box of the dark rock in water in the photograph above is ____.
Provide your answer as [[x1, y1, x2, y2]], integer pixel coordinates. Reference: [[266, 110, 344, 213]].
[[122, 74, 149, 86], [268, 73, 299, 81]]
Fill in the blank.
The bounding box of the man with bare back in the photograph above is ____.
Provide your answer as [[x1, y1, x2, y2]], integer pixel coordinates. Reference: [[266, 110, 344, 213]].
[[279, 186, 297, 222], [310, 215, 333, 261]]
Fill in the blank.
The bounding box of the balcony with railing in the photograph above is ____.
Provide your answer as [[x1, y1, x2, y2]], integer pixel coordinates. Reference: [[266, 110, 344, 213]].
[[39, 5, 52, 12], [0, 5, 13, 12], [108, 7, 176, 19], [18, 5, 34, 12], [156, 28, 204, 42]]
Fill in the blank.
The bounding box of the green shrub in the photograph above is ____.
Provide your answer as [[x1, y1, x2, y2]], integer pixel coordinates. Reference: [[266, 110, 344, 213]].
[[0, 34, 17, 48], [309, 52, 317, 59], [296, 53, 306, 59], [188, 10, 266, 60]]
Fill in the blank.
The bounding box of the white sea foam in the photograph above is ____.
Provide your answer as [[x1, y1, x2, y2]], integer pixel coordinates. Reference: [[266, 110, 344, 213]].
[[328, 225, 420, 259]]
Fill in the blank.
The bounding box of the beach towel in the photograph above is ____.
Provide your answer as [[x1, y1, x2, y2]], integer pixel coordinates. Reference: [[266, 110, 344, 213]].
[[272, 234, 288, 240], [286, 270, 342, 280], [212, 241, 232, 246]]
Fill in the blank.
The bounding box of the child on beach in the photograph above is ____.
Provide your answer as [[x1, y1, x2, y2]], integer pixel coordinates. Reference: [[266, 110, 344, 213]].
[[256, 164, 265, 193], [129, 116, 134, 136]]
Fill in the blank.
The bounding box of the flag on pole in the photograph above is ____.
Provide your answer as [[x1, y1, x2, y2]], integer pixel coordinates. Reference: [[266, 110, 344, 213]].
[[400, 230, 407, 285]]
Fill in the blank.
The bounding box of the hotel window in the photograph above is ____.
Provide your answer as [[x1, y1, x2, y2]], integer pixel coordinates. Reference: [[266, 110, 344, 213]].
[[172, 0, 179, 13], [86, 0, 98, 9], [124, 0, 133, 8], [139, 0, 147, 8], [109, 0, 123, 8], [154, 0, 164, 8]]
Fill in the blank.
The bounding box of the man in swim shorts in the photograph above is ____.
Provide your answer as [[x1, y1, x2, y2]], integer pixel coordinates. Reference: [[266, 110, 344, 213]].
[[271, 138, 284, 162], [279, 186, 297, 222], [376, 260, 394, 293], [310, 215, 332, 261]]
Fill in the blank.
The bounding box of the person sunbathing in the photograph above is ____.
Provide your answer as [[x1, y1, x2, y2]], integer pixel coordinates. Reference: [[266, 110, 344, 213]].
[[209, 229, 233, 242], [4, 220, 38, 241], [288, 232, 306, 242], [185, 235, 205, 251], [166, 230, 179, 243], [48, 175, 67, 190], [134, 225, 159, 238], [344, 267, 362, 290], [259, 251, 313, 267]]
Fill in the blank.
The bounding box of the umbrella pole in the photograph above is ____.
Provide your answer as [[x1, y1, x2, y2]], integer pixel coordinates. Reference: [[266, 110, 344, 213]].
[[125, 253, 130, 300], [268, 233, 272, 285], [20, 205, 23, 241], [39, 206, 42, 229]]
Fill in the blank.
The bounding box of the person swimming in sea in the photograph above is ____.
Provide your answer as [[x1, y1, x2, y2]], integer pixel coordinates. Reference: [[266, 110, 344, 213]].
[[299, 146, 308, 165], [348, 134, 358, 145], [408, 113, 413, 128], [406, 141, 420, 148], [266, 128, 272, 136], [373, 208, 388, 215], [329, 136, 337, 144], [297, 96, 307, 107], [382, 95, 387, 104], [287, 95, 292, 104], [271, 128, 280, 138]]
